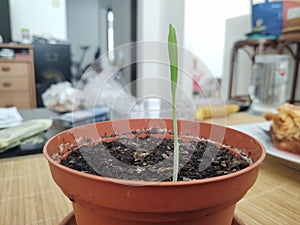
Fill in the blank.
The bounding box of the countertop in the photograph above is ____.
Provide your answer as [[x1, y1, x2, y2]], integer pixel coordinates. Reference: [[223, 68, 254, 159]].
[[0, 112, 299, 225]]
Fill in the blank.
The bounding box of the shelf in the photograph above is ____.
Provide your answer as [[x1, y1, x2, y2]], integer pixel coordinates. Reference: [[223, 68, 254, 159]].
[[228, 34, 300, 104]]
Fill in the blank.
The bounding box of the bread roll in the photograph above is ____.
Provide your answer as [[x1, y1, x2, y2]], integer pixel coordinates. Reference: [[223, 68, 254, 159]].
[[264, 103, 300, 154]]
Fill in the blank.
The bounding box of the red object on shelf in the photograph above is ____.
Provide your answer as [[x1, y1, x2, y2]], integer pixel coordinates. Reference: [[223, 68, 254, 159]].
[[14, 53, 30, 60]]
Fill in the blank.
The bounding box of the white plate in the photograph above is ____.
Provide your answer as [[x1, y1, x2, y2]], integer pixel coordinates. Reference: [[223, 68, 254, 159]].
[[230, 122, 300, 169]]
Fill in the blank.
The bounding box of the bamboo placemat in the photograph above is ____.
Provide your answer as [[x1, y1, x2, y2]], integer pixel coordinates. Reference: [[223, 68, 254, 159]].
[[0, 154, 72, 225], [0, 112, 299, 225], [1, 154, 299, 225], [236, 155, 300, 225]]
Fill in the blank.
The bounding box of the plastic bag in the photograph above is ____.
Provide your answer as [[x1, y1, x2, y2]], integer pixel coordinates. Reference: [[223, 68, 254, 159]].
[[79, 57, 137, 119], [42, 81, 87, 112]]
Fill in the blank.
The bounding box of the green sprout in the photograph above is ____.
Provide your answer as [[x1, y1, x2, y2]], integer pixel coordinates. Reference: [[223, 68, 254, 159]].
[[168, 24, 179, 182]]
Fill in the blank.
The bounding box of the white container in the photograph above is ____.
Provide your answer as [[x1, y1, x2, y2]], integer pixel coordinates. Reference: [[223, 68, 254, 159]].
[[129, 97, 195, 120], [249, 54, 291, 115]]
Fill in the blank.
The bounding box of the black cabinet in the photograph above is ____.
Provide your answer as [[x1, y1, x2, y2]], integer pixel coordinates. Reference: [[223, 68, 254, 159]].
[[33, 42, 71, 107]]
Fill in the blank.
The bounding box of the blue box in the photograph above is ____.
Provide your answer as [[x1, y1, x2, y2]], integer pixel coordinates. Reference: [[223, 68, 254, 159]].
[[251, 0, 283, 37]]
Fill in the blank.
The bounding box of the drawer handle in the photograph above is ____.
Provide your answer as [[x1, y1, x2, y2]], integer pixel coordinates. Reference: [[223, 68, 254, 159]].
[[2, 82, 12, 87], [1, 66, 11, 72]]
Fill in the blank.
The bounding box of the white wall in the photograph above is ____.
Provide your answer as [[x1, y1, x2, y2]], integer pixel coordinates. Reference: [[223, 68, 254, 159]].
[[184, 0, 251, 79], [136, 0, 252, 102], [66, 0, 133, 79], [222, 15, 252, 100], [66, 0, 101, 68], [136, 0, 186, 101], [9, 0, 67, 42]]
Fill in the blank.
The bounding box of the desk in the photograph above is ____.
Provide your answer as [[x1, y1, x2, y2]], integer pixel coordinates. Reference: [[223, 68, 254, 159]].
[[1, 112, 300, 225]]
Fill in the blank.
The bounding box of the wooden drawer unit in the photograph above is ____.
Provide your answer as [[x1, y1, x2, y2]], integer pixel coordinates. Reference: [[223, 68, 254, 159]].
[[0, 44, 36, 109], [0, 77, 29, 91], [0, 62, 30, 76], [0, 91, 31, 108]]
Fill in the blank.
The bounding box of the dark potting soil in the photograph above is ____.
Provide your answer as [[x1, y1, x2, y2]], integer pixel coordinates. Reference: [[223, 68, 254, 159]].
[[60, 132, 252, 182]]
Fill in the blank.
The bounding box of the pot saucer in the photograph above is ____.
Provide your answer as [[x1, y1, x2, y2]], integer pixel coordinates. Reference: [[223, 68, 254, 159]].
[[59, 211, 76, 225], [60, 211, 246, 225]]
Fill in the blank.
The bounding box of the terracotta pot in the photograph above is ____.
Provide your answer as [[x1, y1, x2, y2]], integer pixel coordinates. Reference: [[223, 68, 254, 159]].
[[44, 119, 266, 225]]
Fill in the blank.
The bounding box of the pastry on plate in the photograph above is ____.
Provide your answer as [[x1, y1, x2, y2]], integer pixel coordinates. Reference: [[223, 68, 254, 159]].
[[264, 103, 300, 154]]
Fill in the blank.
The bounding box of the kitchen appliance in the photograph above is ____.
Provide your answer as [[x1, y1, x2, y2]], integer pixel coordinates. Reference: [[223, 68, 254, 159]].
[[249, 54, 291, 115]]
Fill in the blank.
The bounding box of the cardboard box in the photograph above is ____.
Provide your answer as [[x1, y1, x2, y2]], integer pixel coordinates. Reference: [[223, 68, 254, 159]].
[[252, 0, 300, 36]]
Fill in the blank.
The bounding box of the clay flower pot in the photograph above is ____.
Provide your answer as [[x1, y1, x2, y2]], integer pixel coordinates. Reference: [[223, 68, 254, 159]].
[[43, 119, 266, 225]]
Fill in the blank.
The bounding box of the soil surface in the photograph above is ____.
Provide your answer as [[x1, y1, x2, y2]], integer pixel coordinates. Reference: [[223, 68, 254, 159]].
[[60, 131, 252, 182]]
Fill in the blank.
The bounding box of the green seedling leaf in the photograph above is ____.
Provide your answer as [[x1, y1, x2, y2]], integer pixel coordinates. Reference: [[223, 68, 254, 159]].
[[168, 24, 179, 182], [168, 24, 178, 97]]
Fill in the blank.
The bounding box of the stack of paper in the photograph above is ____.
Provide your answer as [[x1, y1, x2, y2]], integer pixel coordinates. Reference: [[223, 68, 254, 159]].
[[57, 106, 109, 127], [0, 107, 23, 128]]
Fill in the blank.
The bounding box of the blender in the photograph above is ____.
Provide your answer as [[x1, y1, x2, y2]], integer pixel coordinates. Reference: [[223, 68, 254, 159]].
[[249, 54, 291, 115]]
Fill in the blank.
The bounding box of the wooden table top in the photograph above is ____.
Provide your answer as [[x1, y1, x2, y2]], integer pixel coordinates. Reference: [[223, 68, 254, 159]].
[[0, 112, 299, 225]]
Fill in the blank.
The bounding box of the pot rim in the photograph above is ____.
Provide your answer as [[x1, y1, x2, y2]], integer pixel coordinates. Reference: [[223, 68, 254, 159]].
[[43, 119, 266, 187]]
